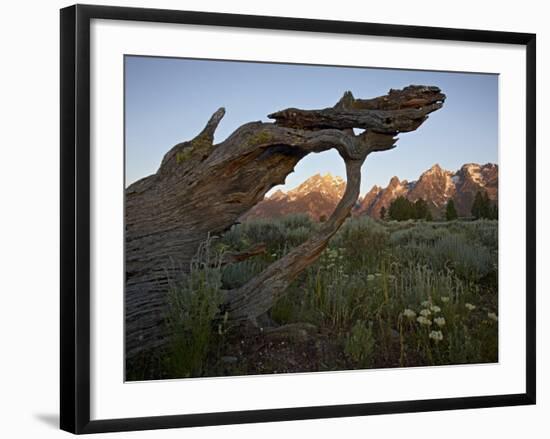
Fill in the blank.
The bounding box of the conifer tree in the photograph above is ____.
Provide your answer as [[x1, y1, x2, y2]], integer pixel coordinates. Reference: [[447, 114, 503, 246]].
[[481, 192, 491, 218], [446, 199, 458, 221], [490, 204, 498, 220], [388, 196, 413, 221], [471, 190, 495, 219], [413, 198, 429, 220], [471, 191, 485, 219]]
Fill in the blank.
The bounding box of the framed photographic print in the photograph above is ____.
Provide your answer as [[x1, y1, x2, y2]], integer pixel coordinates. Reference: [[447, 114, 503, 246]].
[[60, 4, 536, 434]]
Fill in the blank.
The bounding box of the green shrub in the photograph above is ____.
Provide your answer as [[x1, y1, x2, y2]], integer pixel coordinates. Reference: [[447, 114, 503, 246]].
[[221, 214, 315, 255], [389, 222, 449, 246], [345, 320, 376, 368], [429, 234, 492, 280], [165, 239, 224, 378], [221, 259, 266, 289], [332, 216, 388, 272], [279, 213, 315, 230], [465, 219, 498, 250]]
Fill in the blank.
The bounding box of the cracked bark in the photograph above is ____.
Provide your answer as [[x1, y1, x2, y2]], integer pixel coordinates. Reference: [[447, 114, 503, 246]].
[[125, 85, 445, 358]]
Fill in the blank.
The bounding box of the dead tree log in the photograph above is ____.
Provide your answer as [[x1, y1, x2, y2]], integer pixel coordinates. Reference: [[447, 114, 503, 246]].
[[125, 85, 445, 358]]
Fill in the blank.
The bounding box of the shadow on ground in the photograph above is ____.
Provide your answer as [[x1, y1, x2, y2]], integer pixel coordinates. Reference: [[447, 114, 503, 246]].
[[34, 413, 58, 430]]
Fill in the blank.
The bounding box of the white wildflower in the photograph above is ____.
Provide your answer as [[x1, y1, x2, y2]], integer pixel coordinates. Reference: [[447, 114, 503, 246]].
[[367, 274, 375, 281], [403, 309, 416, 319], [434, 317, 446, 327], [441, 296, 450, 303], [430, 305, 441, 313], [465, 303, 476, 311], [429, 330, 444, 342], [419, 308, 431, 317], [421, 300, 431, 307], [488, 312, 498, 322], [375, 273, 382, 277], [417, 316, 432, 326]]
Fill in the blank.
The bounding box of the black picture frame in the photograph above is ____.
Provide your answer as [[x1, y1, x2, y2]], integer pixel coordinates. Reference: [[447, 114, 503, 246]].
[[60, 4, 536, 434]]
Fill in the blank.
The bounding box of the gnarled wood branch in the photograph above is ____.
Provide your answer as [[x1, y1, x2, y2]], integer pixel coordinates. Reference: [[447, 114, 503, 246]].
[[224, 131, 395, 323], [125, 85, 445, 359], [269, 85, 445, 133]]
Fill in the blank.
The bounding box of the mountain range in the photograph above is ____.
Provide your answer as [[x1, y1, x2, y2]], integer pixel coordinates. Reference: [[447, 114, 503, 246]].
[[244, 163, 498, 221]]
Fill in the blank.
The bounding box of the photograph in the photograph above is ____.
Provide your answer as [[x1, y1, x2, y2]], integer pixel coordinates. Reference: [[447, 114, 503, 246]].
[[124, 56, 499, 381], [0, 0, 542, 436]]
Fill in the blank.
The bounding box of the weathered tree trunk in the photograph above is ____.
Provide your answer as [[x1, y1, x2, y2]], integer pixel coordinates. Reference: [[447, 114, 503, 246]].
[[125, 85, 445, 358]]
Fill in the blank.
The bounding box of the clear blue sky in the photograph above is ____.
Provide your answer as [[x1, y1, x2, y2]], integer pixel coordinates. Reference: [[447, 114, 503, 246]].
[[125, 56, 497, 194]]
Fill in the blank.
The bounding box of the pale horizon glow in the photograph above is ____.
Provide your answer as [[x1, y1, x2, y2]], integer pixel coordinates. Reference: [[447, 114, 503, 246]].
[[125, 56, 498, 195]]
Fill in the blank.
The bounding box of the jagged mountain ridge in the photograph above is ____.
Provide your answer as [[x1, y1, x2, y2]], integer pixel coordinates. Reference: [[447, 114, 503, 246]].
[[244, 163, 498, 220], [358, 163, 498, 218], [244, 173, 346, 221]]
